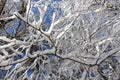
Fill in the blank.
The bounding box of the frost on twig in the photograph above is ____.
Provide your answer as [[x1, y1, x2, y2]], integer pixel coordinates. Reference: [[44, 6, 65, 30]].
[[0, 0, 120, 80]]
